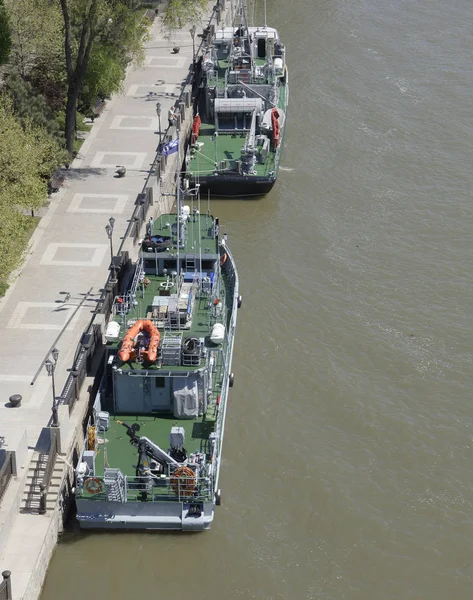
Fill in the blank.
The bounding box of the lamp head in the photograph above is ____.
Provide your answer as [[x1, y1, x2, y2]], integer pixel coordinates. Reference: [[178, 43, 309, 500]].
[[45, 359, 53, 376], [109, 216, 116, 229], [52, 347, 59, 362]]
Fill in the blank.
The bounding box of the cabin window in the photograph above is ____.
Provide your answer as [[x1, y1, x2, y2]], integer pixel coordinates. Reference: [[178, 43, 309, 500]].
[[155, 377, 166, 388]]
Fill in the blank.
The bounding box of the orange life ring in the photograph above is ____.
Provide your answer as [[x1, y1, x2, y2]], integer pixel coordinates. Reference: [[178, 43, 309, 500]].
[[85, 477, 103, 494], [220, 253, 227, 266], [170, 466, 196, 497]]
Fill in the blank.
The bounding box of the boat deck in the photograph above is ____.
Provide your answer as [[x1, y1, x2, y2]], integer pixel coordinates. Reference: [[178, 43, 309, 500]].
[[187, 84, 288, 178], [106, 211, 225, 372], [93, 413, 213, 478], [188, 128, 277, 178]]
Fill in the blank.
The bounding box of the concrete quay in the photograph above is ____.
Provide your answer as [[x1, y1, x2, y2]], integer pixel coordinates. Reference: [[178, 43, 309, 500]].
[[0, 2, 236, 599]]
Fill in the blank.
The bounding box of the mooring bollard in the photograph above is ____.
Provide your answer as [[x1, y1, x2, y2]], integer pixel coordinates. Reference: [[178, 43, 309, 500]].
[[2, 570, 12, 599], [9, 394, 22, 407], [39, 483, 47, 514]]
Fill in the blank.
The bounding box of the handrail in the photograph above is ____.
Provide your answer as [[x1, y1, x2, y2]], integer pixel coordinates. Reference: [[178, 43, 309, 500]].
[[38, 429, 60, 514], [0, 452, 13, 504], [76, 473, 214, 503]]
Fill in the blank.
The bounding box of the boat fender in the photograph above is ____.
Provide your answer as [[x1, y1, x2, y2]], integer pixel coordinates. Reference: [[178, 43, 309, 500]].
[[237, 295, 242, 308], [85, 477, 103, 494], [229, 373, 234, 388], [215, 489, 222, 506]]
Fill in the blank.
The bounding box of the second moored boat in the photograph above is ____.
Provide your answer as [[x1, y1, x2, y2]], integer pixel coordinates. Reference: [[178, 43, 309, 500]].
[[184, 0, 289, 198]]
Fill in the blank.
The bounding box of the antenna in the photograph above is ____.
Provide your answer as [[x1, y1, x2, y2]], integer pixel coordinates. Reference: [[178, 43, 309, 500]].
[[264, 0, 267, 27], [197, 186, 202, 289]]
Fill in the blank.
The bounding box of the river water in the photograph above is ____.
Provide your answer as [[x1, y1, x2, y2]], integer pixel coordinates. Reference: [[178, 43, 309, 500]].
[[42, 0, 473, 598]]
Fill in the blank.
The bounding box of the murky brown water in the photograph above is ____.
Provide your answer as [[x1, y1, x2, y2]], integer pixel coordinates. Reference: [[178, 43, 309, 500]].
[[42, 0, 473, 598]]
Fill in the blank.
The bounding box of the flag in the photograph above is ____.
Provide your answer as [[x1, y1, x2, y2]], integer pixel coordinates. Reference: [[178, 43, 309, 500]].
[[161, 138, 179, 156]]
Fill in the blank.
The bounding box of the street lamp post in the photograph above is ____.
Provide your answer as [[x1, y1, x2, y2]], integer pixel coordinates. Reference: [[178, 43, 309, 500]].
[[105, 216, 115, 265], [156, 102, 162, 146], [190, 25, 196, 63], [45, 347, 59, 427]]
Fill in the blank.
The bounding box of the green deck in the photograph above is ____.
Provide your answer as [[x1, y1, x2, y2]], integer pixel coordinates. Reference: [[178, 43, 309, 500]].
[[187, 84, 288, 178], [94, 414, 212, 478], [188, 128, 278, 178], [107, 211, 223, 371], [151, 212, 217, 255]]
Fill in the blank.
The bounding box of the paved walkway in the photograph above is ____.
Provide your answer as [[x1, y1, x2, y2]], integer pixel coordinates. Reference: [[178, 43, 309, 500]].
[[0, 3, 235, 598]]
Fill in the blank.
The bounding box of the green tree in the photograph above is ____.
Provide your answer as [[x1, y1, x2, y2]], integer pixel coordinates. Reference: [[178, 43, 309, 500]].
[[161, 0, 208, 38], [0, 0, 11, 65], [0, 98, 65, 292], [4, 0, 63, 77], [80, 3, 149, 110], [0, 96, 65, 211], [60, 0, 150, 155], [4, 72, 63, 138]]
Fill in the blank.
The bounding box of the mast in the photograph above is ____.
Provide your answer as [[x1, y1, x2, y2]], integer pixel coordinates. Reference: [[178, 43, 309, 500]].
[[176, 131, 181, 279]]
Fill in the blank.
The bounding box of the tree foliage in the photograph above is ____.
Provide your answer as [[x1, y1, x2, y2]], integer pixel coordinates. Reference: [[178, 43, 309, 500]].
[[0, 98, 66, 291], [80, 2, 149, 110], [4, 72, 63, 138], [60, 0, 151, 154], [4, 0, 63, 77], [0, 0, 11, 65], [0, 97, 65, 209], [161, 0, 208, 38]]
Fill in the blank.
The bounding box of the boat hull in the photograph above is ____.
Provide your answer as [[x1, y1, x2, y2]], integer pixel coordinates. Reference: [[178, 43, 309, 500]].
[[189, 174, 276, 198], [76, 499, 215, 531]]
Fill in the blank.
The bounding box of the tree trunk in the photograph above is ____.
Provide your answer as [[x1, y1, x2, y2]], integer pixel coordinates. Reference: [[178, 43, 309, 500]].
[[64, 83, 79, 155], [61, 0, 98, 157]]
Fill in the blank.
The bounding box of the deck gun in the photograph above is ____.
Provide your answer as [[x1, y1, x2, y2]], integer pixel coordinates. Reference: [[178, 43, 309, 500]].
[[117, 420, 179, 479]]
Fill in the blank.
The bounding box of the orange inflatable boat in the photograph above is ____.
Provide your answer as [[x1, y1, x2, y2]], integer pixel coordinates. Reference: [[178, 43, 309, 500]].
[[118, 319, 161, 363]]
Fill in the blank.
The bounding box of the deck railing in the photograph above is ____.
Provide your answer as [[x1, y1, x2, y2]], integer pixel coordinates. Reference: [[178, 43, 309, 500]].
[[76, 472, 214, 503]]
